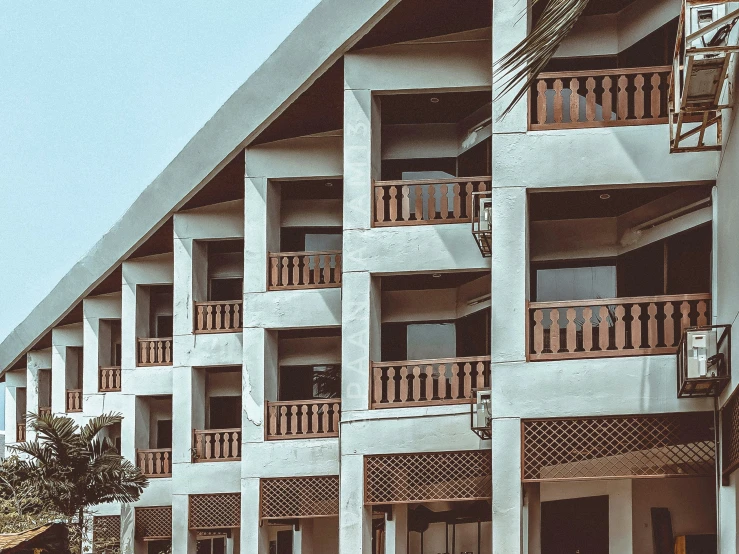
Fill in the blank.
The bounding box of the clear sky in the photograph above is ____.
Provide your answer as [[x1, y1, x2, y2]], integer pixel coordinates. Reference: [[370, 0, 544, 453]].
[[0, 0, 321, 346]]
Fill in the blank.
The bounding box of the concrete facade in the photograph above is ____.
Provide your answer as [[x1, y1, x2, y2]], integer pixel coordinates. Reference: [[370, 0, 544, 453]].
[[2, 1, 739, 553]]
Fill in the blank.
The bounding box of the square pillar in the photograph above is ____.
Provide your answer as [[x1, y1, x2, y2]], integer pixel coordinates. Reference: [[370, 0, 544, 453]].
[[492, 417, 522, 554], [242, 327, 277, 444], [294, 519, 314, 554], [172, 366, 204, 465], [172, 493, 197, 554], [339, 453, 371, 554], [240, 477, 269, 554], [491, 0, 528, 133], [244, 176, 279, 293], [385, 504, 408, 554], [120, 503, 135, 554]]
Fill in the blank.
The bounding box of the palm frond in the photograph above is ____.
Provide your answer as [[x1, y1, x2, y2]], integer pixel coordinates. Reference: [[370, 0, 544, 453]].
[[80, 413, 123, 443], [494, 0, 590, 119]]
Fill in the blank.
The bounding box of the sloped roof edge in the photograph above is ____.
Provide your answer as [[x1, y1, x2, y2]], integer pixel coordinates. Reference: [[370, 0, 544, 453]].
[[0, 0, 401, 374]]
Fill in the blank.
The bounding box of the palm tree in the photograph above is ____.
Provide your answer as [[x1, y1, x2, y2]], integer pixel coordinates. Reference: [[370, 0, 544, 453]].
[[495, 0, 590, 118], [10, 411, 148, 553]]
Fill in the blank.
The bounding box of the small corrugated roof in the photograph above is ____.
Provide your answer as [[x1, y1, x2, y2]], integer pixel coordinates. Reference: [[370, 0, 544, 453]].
[[0, 524, 54, 551]]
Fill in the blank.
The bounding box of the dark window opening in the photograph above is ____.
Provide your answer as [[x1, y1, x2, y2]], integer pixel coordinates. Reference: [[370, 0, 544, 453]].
[[209, 278, 243, 302], [280, 227, 342, 252], [279, 365, 341, 401], [208, 396, 241, 429], [155, 316, 173, 339], [156, 420, 172, 449]]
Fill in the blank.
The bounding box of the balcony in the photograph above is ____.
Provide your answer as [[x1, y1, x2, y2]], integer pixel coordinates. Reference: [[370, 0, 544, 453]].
[[137, 448, 172, 478], [268, 251, 342, 290], [137, 338, 173, 366], [372, 177, 491, 227], [194, 300, 242, 333], [530, 66, 671, 130], [266, 399, 341, 440], [99, 366, 121, 392], [16, 422, 26, 442], [528, 293, 711, 361], [39, 406, 51, 418], [371, 356, 490, 408], [193, 429, 241, 462], [66, 389, 82, 413]]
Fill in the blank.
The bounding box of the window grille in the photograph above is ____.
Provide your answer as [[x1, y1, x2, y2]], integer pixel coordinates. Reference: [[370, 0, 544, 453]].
[[260, 476, 339, 520], [723, 390, 739, 477], [189, 493, 241, 530], [93, 515, 120, 552], [135, 506, 172, 540], [522, 413, 715, 481], [364, 450, 491, 505]]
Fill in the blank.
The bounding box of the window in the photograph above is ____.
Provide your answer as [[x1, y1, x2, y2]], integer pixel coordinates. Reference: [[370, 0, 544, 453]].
[[155, 315, 173, 339], [535, 265, 617, 302], [208, 396, 241, 429], [407, 323, 456, 360], [279, 365, 341, 401], [157, 420, 172, 449], [148, 540, 172, 554], [197, 537, 225, 554], [209, 278, 243, 302]]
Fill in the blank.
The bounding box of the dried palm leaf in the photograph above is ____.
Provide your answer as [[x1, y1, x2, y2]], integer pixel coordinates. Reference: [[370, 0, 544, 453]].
[[494, 0, 591, 119]]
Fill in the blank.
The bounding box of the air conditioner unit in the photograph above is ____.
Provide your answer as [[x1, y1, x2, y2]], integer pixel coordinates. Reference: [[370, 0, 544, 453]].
[[677, 324, 731, 398], [470, 388, 492, 439], [471, 192, 492, 258]]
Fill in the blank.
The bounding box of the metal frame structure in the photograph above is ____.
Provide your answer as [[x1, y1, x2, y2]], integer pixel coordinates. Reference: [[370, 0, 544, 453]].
[[676, 324, 731, 398], [135, 506, 172, 541], [669, 0, 739, 152], [471, 191, 492, 257], [189, 493, 241, 531], [260, 475, 340, 521]]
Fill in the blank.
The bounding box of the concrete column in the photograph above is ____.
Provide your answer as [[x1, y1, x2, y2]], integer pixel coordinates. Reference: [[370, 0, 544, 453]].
[[51, 342, 67, 415], [339, 453, 371, 554], [121, 264, 139, 372], [385, 504, 408, 554], [491, 0, 528, 132], [492, 417, 522, 554], [172, 366, 204, 465], [242, 327, 277, 444], [120, 503, 135, 554], [525, 483, 541, 554], [244, 176, 279, 293], [343, 88, 380, 232], [226, 534, 235, 554], [4, 381, 18, 446], [294, 519, 314, 554], [719, 472, 739, 554], [172, 493, 197, 554], [240, 477, 269, 554], [173, 236, 195, 339]]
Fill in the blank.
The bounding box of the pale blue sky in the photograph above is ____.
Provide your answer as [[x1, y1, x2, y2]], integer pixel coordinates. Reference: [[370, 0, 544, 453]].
[[0, 0, 321, 347]]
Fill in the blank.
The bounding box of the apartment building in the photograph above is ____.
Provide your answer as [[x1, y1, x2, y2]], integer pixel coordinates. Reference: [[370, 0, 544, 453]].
[[1, 0, 739, 552]]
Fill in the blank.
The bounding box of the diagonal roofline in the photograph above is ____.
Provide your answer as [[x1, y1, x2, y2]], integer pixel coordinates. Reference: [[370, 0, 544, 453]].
[[0, 0, 401, 375]]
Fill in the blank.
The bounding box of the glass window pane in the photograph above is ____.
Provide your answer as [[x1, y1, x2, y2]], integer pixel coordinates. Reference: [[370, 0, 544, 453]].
[[407, 323, 456, 360], [305, 233, 342, 251], [536, 266, 616, 302]]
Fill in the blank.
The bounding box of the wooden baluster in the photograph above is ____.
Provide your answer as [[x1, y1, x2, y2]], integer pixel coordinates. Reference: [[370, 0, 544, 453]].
[[155, 452, 161, 475], [223, 432, 230, 459], [323, 403, 331, 433], [224, 304, 232, 330], [440, 183, 449, 220], [585, 77, 596, 121], [550, 309, 561, 353], [165, 340, 171, 364], [412, 366, 421, 402], [602, 76, 613, 121], [462, 362, 472, 400], [335, 254, 341, 284], [164, 451, 170, 474], [332, 403, 340, 433], [281, 257, 289, 286], [532, 310, 544, 355], [566, 308, 577, 352], [617, 75, 628, 120], [214, 433, 222, 459], [582, 307, 593, 352], [375, 186, 385, 224], [424, 365, 434, 401], [302, 256, 311, 286], [680, 301, 691, 335], [311, 404, 319, 434], [697, 300, 708, 326], [651, 73, 662, 118], [553, 79, 564, 123], [647, 303, 658, 348], [280, 406, 289, 436], [301, 404, 309, 435], [195, 433, 203, 459], [290, 406, 299, 435], [452, 183, 462, 219], [270, 257, 279, 288], [149, 341, 155, 364], [401, 185, 411, 222], [268, 405, 278, 437], [663, 302, 675, 347], [372, 366, 384, 406], [634, 74, 645, 120], [197, 305, 204, 332], [569, 77, 579, 123], [464, 182, 474, 219], [427, 185, 436, 221], [399, 366, 409, 403], [631, 304, 642, 349], [537, 80, 548, 124], [475, 361, 486, 390], [205, 435, 212, 460], [414, 185, 423, 221], [450, 363, 460, 400], [215, 304, 222, 330], [206, 305, 213, 331], [437, 364, 448, 400], [234, 303, 241, 329], [292, 256, 300, 286], [232, 432, 240, 458], [323, 254, 331, 285], [599, 306, 611, 351], [614, 305, 626, 350], [388, 186, 398, 223]]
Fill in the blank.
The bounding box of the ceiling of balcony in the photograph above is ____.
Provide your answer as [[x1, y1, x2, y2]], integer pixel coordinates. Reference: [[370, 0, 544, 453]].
[[381, 91, 491, 126], [382, 271, 488, 291]]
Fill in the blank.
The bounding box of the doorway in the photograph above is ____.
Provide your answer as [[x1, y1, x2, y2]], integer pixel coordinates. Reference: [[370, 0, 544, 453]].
[[541, 495, 609, 554]]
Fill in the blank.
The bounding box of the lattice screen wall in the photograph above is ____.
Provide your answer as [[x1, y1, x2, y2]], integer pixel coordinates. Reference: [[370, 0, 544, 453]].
[[93, 515, 120, 552], [365, 450, 491, 505], [723, 391, 739, 476], [261, 475, 340, 520], [135, 506, 172, 540], [189, 493, 241, 530], [522, 413, 715, 481]]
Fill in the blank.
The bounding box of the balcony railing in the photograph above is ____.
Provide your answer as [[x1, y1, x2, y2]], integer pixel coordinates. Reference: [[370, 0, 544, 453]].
[[528, 293, 711, 361], [66, 389, 82, 412], [530, 66, 671, 130], [137, 338, 173, 366], [268, 251, 342, 290], [373, 177, 491, 227], [371, 356, 491, 408], [99, 366, 121, 392], [16, 423, 26, 442], [266, 399, 341, 440], [39, 406, 51, 418], [195, 300, 242, 333], [137, 448, 172, 478], [193, 429, 241, 462]]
